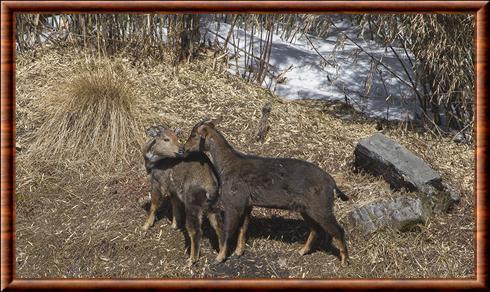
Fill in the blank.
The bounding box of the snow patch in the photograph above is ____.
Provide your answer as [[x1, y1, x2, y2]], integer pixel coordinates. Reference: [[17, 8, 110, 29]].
[[205, 18, 420, 121]]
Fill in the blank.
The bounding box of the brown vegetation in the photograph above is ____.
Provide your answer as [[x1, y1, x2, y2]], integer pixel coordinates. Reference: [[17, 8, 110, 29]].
[[256, 102, 272, 142], [26, 58, 153, 171], [359, 14, 475, 133]]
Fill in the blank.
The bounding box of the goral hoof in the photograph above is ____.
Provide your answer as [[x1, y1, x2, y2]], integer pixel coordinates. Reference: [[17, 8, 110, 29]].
[[298, 248, 309, 256], [215, 253, 226, 263], [187, 258, 197, 267], [234, 249, 244, 257]]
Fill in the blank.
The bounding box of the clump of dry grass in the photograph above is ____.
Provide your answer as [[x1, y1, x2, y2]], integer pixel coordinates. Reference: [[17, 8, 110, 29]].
[[28, 58, 151, 169]]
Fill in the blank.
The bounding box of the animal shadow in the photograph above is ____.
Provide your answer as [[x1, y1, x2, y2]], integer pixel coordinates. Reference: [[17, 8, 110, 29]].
[[142, 197, 221, 253], [247, 215, 341, 258]]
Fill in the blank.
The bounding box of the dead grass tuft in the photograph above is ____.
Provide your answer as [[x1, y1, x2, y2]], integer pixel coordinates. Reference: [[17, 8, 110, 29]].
[[27, 58, 153, 170]]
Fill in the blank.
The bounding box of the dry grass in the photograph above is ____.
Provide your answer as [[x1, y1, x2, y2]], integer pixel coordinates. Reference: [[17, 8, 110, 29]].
[[25, 57, 154, 171], [15, 45, 475, 279], [359, 14, 475, 131]]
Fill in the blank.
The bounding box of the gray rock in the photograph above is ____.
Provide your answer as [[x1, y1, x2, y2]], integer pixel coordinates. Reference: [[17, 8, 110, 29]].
[[354, 133, 461, 212], [452, 130, 473, 144], [429, 182, 462, 212], [348, 197, 430, 235], [354, 133, 441, 191], [447, 184, 462, 204]]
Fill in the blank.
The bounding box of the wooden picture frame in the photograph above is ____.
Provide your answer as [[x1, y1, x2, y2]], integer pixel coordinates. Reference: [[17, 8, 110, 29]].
[[1, 1, 487, 290]]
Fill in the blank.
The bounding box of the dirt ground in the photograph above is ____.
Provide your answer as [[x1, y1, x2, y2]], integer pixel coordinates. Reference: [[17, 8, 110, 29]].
[[15, 46, 475, 279]]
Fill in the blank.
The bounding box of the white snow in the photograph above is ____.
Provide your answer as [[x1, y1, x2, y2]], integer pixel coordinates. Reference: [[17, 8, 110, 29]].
[[205, 17, 420, 121]]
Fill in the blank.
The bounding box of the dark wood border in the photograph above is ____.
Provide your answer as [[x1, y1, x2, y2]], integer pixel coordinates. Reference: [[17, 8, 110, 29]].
[[1, 1, 488, 290], [0, 1, 487, 13]]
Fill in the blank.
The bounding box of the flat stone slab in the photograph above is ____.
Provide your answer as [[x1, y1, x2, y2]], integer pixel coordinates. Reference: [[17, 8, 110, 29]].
[[354, 132, 442, 191], [348, 197, 430, 235], [354, 133, 460, 211]]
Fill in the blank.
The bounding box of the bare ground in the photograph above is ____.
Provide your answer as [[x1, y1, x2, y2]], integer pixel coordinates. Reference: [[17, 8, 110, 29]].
[[15, 46, 475, 279]]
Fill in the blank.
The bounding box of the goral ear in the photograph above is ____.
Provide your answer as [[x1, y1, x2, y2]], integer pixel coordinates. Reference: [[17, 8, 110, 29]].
[[157, 125, 167, 134], [209, 116, 222, 128], [198, 125, 209, 138], [146, 126, 159, 138], [174, 127, 182, 137]]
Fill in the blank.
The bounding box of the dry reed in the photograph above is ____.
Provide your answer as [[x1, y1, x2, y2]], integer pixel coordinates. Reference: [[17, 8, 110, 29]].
[[28, 58, 153, 170]]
